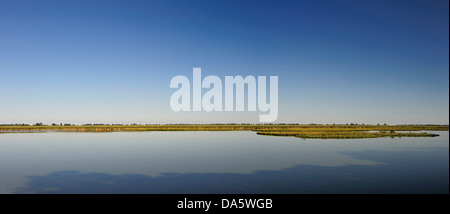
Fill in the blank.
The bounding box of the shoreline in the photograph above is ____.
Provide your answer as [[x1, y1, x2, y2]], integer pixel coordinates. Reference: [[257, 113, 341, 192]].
[[0, 124, 448, 139]]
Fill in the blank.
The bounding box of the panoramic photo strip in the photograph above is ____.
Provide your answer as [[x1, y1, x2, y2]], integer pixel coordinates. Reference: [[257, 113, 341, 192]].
[[0, 0, 448, 211]]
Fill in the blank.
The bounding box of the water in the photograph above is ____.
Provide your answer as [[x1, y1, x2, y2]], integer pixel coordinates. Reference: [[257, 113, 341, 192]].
[[0, 131, 448, 193]]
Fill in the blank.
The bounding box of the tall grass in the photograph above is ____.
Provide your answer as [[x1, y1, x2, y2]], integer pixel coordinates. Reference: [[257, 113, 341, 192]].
[[0, 124, 447, 139]]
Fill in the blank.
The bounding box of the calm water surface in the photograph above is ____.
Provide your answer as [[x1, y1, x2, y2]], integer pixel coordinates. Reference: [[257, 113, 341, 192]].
[[0, 131, 448, 193]]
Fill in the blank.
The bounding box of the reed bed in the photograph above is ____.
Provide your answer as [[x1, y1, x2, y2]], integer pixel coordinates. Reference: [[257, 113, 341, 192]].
[[0, 124, 447, 139]]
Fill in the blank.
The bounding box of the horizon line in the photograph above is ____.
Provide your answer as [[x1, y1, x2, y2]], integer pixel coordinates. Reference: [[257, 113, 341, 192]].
[[1, 123, 449, 126]]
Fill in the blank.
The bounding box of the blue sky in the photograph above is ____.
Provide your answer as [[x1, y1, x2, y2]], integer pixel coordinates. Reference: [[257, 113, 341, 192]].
[[0, 0, 448, 124]]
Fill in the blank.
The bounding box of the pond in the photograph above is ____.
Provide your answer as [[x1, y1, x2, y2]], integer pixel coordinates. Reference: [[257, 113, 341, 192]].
[[0, 131, 448, 193]]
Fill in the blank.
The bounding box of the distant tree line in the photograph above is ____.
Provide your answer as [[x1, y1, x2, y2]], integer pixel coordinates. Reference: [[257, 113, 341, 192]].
[[0, 123, 448, 127], [0, 123, 31, 126]]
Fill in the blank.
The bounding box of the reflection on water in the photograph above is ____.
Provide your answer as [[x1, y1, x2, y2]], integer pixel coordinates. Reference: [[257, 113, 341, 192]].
[[0, 131, 448, 193]]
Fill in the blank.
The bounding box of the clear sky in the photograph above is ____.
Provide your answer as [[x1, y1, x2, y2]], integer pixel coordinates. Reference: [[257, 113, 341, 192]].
[[0, 0, 448, 125]]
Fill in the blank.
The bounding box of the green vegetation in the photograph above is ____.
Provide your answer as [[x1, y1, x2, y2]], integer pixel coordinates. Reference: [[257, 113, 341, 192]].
[[0, 124, 447, 139]]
